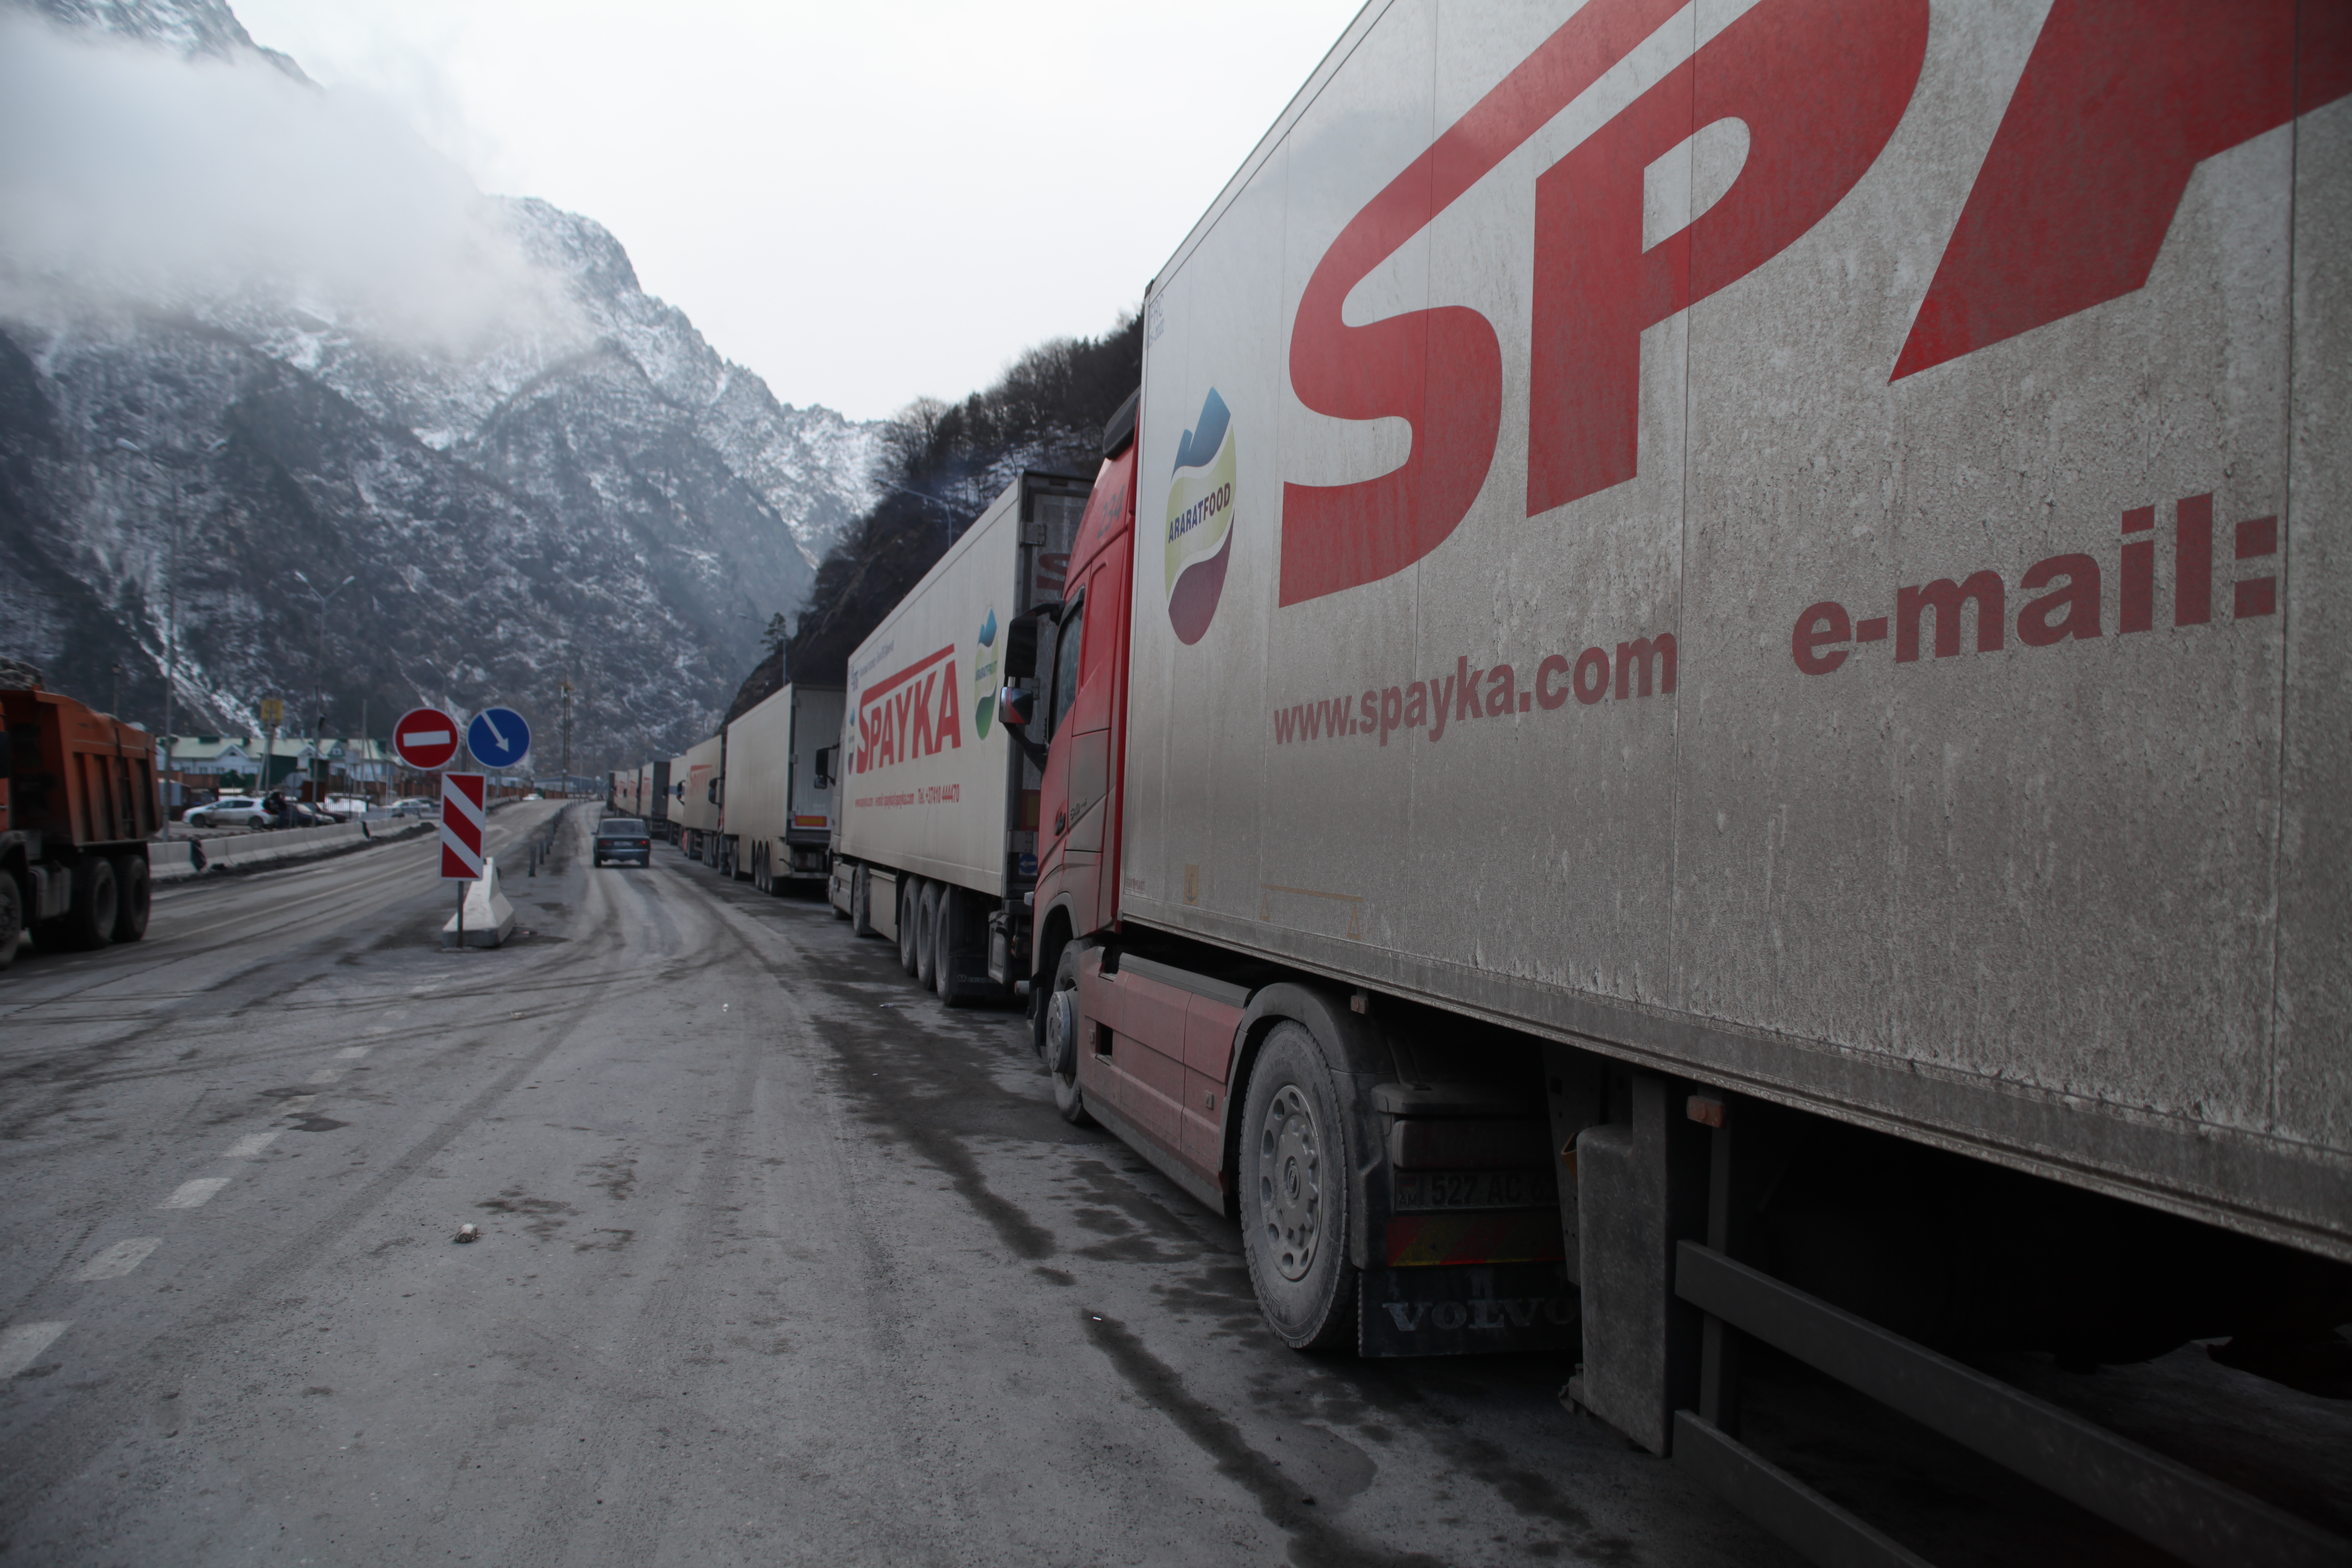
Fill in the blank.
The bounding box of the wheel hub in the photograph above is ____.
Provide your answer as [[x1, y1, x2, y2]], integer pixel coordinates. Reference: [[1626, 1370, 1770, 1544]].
[[1044, 987, 1078, 1077], [1257, 1084, 1323, 1282]]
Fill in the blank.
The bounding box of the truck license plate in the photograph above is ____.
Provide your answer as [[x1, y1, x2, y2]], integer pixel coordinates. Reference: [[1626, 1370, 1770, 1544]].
[[1393, 1169, 1555, 1211]]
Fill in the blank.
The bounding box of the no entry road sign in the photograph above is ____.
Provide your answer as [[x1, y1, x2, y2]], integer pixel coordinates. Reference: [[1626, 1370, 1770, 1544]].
[[440, 773, 485, 880], [467, 706, 531, 771], [393, 707, 461, 771]]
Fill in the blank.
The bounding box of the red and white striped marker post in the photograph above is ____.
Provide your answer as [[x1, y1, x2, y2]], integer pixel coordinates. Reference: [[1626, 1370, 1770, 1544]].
[[441, 773, 486, 944]]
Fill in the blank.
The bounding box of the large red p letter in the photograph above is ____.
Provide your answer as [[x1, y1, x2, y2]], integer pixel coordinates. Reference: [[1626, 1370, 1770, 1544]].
[[1525, 0, 1928, 517]]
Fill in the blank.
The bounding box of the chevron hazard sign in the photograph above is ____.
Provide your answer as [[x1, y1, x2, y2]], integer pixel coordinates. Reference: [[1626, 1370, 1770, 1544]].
[[440, 773, 485, 880]]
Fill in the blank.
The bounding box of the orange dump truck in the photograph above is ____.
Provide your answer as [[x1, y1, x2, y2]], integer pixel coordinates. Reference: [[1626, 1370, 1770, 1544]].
[[1, 682, 161, 967]]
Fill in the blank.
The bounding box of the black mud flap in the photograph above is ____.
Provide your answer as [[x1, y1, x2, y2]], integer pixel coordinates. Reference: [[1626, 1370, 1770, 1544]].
[[1358, 1263, 1579, 1357]]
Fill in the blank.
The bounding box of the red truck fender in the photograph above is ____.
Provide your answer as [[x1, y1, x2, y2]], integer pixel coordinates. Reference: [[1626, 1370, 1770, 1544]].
[[1220, 979, 1399, 1271]]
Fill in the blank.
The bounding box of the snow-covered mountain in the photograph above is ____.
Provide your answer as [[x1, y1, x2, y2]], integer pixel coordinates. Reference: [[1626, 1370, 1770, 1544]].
[[0, 0, 881, 768]]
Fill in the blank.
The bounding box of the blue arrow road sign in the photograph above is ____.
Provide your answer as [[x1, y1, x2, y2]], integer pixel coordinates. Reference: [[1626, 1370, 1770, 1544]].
[[466, 706, 531, 771]]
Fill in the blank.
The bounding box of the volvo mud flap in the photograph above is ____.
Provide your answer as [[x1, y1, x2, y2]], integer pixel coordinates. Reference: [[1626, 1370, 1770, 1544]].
[[1359, 1262, 1578, 1356]]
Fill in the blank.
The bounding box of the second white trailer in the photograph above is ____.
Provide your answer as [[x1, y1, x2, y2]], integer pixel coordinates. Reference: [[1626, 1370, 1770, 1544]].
[[830, 471, 1091, 1000], [722, 683, 845, 891]]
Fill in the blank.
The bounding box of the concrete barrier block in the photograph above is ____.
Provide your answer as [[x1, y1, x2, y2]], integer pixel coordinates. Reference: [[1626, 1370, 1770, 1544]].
[[441, 857, 516, 948]]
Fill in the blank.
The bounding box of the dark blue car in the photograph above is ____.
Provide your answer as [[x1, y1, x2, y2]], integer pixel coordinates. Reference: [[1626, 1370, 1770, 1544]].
[[593, 818, 652, 867]]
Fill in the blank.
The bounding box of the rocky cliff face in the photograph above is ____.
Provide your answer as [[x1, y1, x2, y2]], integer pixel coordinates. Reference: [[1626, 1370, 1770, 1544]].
[[0, 0, 880, 770]]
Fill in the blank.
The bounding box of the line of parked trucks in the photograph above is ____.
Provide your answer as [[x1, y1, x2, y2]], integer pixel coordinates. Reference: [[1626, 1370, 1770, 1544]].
[[611, 3, 2351, 1561]]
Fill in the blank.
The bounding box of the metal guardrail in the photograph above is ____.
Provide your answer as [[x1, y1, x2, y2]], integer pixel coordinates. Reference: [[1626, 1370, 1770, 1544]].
[[1673, 1240, 2352, 1568]]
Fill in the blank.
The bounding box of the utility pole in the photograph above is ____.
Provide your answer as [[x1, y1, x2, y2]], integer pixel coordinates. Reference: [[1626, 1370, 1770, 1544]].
[[260, 695, 282, 820], [162, 503, 177, 837], [561, 679, 573, 797], [291, 570, 355, 805], [291, 573, 355, 735]]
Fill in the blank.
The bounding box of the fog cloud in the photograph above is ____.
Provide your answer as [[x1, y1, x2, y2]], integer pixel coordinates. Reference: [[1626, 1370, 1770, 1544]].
[[0, 13, 568, 347]]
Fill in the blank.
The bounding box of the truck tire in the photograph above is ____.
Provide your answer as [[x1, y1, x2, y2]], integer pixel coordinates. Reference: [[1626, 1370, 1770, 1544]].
[[914, 881, 941, 990], [1238, 1021, 1359, 1351], [898, 879, 921, 975], [62, 855, 119, 951], [1042, 942, 1093, 1126], [0, 874, 21, 971], [111, 854, 151, 943], [933, 887, 960, 1005]]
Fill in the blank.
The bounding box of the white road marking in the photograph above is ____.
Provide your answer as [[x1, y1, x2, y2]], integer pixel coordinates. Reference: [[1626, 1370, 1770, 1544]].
[[335, 1046, 370, 1060], [307, 1068, 342, 1084], [162, 1178, 230, 1210], [75, 1238, 161, 1281], [224, 1131, 281, 1159], [0, 1321, 70, 1379], [277, 1095, 317, 1114]]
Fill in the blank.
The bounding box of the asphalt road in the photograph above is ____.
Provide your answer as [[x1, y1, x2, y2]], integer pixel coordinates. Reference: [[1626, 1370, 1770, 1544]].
[[0, 804, 1817, 1566]]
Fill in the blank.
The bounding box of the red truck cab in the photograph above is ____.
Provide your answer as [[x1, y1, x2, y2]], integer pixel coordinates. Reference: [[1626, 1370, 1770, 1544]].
[[1029, 405, 1261, 1215]]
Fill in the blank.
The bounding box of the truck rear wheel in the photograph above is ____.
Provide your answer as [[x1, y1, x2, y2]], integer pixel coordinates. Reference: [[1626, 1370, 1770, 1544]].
[[932, 888, 961, 1005], [0, 874, 20, 971], [1238, 1021, 1358, 1351], [898, 879, 921, 975], [62, 855, 119, 951], [1042, 943, 1093, 1126], [111, 854, 151, 943], [914, 881, 941, 990]]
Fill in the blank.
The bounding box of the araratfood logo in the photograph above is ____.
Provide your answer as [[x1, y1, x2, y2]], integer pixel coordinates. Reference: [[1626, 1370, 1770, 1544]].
[[973, 607, 999, 738], [1165, 388, 1235, 645]]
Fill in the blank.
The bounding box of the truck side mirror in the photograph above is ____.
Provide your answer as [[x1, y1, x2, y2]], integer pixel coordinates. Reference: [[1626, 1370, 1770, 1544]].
[[997, 685, 1049, 771], [1004, 615, 1042, 680]]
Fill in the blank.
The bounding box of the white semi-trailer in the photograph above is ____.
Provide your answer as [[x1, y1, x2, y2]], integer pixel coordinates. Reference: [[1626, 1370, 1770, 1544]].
[[828, 470, 1092, 1001], [646, 758, 674, 841], [719, 683, 844, 891], [826, 1, 2352, 1561]]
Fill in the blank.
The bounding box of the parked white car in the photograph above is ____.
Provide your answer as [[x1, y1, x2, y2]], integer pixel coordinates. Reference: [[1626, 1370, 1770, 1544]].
[[184, 796, 271, 829]]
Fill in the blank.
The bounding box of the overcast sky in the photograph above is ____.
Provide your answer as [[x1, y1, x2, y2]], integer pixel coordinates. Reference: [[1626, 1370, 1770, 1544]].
[[231, 0, 1367, 423]]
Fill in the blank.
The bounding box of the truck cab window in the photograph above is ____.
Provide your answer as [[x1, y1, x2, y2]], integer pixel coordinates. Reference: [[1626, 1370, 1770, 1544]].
[[1050, 596, 1086, 739]]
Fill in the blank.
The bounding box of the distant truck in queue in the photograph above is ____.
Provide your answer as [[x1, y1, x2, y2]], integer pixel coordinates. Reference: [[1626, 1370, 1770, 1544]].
[[815, 2, 2352, 1560], [645, 758, 672, 841], [717, 683, 843, 892], [2, 679, 161, 966]]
